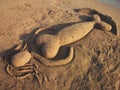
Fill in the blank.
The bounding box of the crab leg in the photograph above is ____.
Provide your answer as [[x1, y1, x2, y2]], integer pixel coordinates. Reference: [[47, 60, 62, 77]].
[[6, 64, 14, 76], [16, 73, 33, 80]]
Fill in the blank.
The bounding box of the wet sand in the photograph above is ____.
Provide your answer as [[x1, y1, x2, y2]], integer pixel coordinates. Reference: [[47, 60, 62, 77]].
[[98, 0, 120, 9]]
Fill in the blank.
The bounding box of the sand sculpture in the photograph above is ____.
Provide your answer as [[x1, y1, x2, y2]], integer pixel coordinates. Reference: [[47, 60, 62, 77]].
[[4, 42, 41, 84], [35, 14, 111, 58], [4, 13, 112, 80], [6, 42, 31, 67], [31, 14, 112, 67]]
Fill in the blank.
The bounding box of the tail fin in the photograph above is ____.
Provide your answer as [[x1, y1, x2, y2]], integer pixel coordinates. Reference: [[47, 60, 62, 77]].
[[92, 14, 112, 31]]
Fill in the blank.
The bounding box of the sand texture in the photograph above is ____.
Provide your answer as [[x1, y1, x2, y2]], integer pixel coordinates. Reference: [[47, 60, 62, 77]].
[[0, 0, 120, 90]]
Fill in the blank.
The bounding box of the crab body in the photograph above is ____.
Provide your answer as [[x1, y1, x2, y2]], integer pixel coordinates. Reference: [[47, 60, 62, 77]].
[[11, 51, 31, 67]]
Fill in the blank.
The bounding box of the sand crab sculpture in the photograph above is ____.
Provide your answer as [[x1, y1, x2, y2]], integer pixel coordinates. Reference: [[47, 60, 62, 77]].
[[4, 14, 112, 81], [4, 42, 42, 84]]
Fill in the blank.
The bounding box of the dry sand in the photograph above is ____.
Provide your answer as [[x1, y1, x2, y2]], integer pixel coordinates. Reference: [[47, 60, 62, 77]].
[[0, 0, 120, 90]]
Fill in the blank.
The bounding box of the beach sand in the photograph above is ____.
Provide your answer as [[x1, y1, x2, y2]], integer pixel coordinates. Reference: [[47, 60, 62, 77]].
[[0, 0, 120, 90], [98, 0, 120, 9]]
